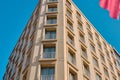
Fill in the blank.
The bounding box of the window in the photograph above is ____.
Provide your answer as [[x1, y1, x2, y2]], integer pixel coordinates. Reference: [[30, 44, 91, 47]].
[[86, 22, 91, 29], [78, 22, 83, 30], [67, 20, 73, 31], [96, 73, 102, 80], [95, 33, 99, 39], [103, 41, 107, 48], [106, 51, 110, 58], [47, 16, 57, 24], [93, 57, 99, 68], [112, 77, 116, 80], [69, 51, 76, 65], [67, 9, 72, 18], [43, 46, 55, 58], [83, 62, 90, 77], [24, 54, 31, 69], [90, 44, 96, 53], [104, 68, 109, 77], [118, 73, 120, 80], [23, 72, 28, 80], [83, 77, 89, 80], [76, 12, 81, 20], [79, 33, 85, 43], [81, 46, 87, 59], [41, 67, 55, 80], [45, 29, 56, 39], [68, 34, 74, 46], [100, 54, 105, 62], [88, 33, 93, 40], [97, 43, 102, 50], [109, 64, 114, 71], [48, 5, 57, 12], [69, 72, 76, 80], [66, 0, 71, 8], [48, 0, 57, 2]]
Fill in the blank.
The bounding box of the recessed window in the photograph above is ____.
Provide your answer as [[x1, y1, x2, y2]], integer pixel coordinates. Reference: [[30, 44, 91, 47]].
[[68, 51, 76, 65], [68, 34, 74, 46], [45, 29, 56, 39], [23, 71, 28, 80], [83, 62, 90, 77], [41, 67, 55, 80], [69, 71, 76, 80], [67, 20, 73, 31], [118, 73, 120, 80], [90, 44, 96, 53], [78, 22, 83, 30], [104, 68, 109, 77], [109, 64, 114, 71], [43, 45, 56, 58], [93, 57, 99, 68], [96, 73, 102, 80], [66, 0, 71, 8], [112, 77, 116, 80], [95, 33, 99, 39], [100, 54, 105, 62], [48, 5, 57, 12], [103, 41, 107, 48], [48, 0, 57, 2], [88, 32, 93, 40], [47, 16, 57, 24], [86, 22, 91, 29], [97, 43, 102, 50], [76, 12, 81, 19], [81, 46, 87, 59], [106, 51, 110, 58], [79, 33, 85, 43], [67, 9, 72, 18]]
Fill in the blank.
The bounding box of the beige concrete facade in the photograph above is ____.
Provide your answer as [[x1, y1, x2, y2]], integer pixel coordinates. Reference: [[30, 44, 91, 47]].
[[3, 0, 120, 80]]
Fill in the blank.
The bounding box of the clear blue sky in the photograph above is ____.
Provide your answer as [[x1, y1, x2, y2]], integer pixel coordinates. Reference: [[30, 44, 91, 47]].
[[0, 0, 120, 79]]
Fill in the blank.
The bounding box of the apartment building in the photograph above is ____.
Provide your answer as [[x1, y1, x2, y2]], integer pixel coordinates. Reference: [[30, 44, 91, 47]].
[[3, 0, 120, 80]]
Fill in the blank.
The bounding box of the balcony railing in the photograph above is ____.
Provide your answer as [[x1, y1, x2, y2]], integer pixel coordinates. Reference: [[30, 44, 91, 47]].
[[42, 52, 55, 58], [41, 75, 54, 80]]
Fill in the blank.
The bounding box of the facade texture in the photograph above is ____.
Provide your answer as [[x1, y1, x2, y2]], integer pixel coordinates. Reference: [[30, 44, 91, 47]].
[[3, 0, 120, 80]]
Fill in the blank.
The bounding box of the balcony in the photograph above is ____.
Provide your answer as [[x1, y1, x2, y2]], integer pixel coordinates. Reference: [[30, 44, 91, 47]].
[[41, 75, 54, 80], [42, 52, 55, 59]]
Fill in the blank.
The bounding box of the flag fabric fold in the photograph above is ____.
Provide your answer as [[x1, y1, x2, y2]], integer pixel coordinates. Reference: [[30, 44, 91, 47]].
[[100, 0, 120, 19]]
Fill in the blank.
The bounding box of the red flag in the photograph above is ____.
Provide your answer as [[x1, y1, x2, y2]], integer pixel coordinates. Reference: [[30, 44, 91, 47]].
[[100, 0, 120, 19]]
